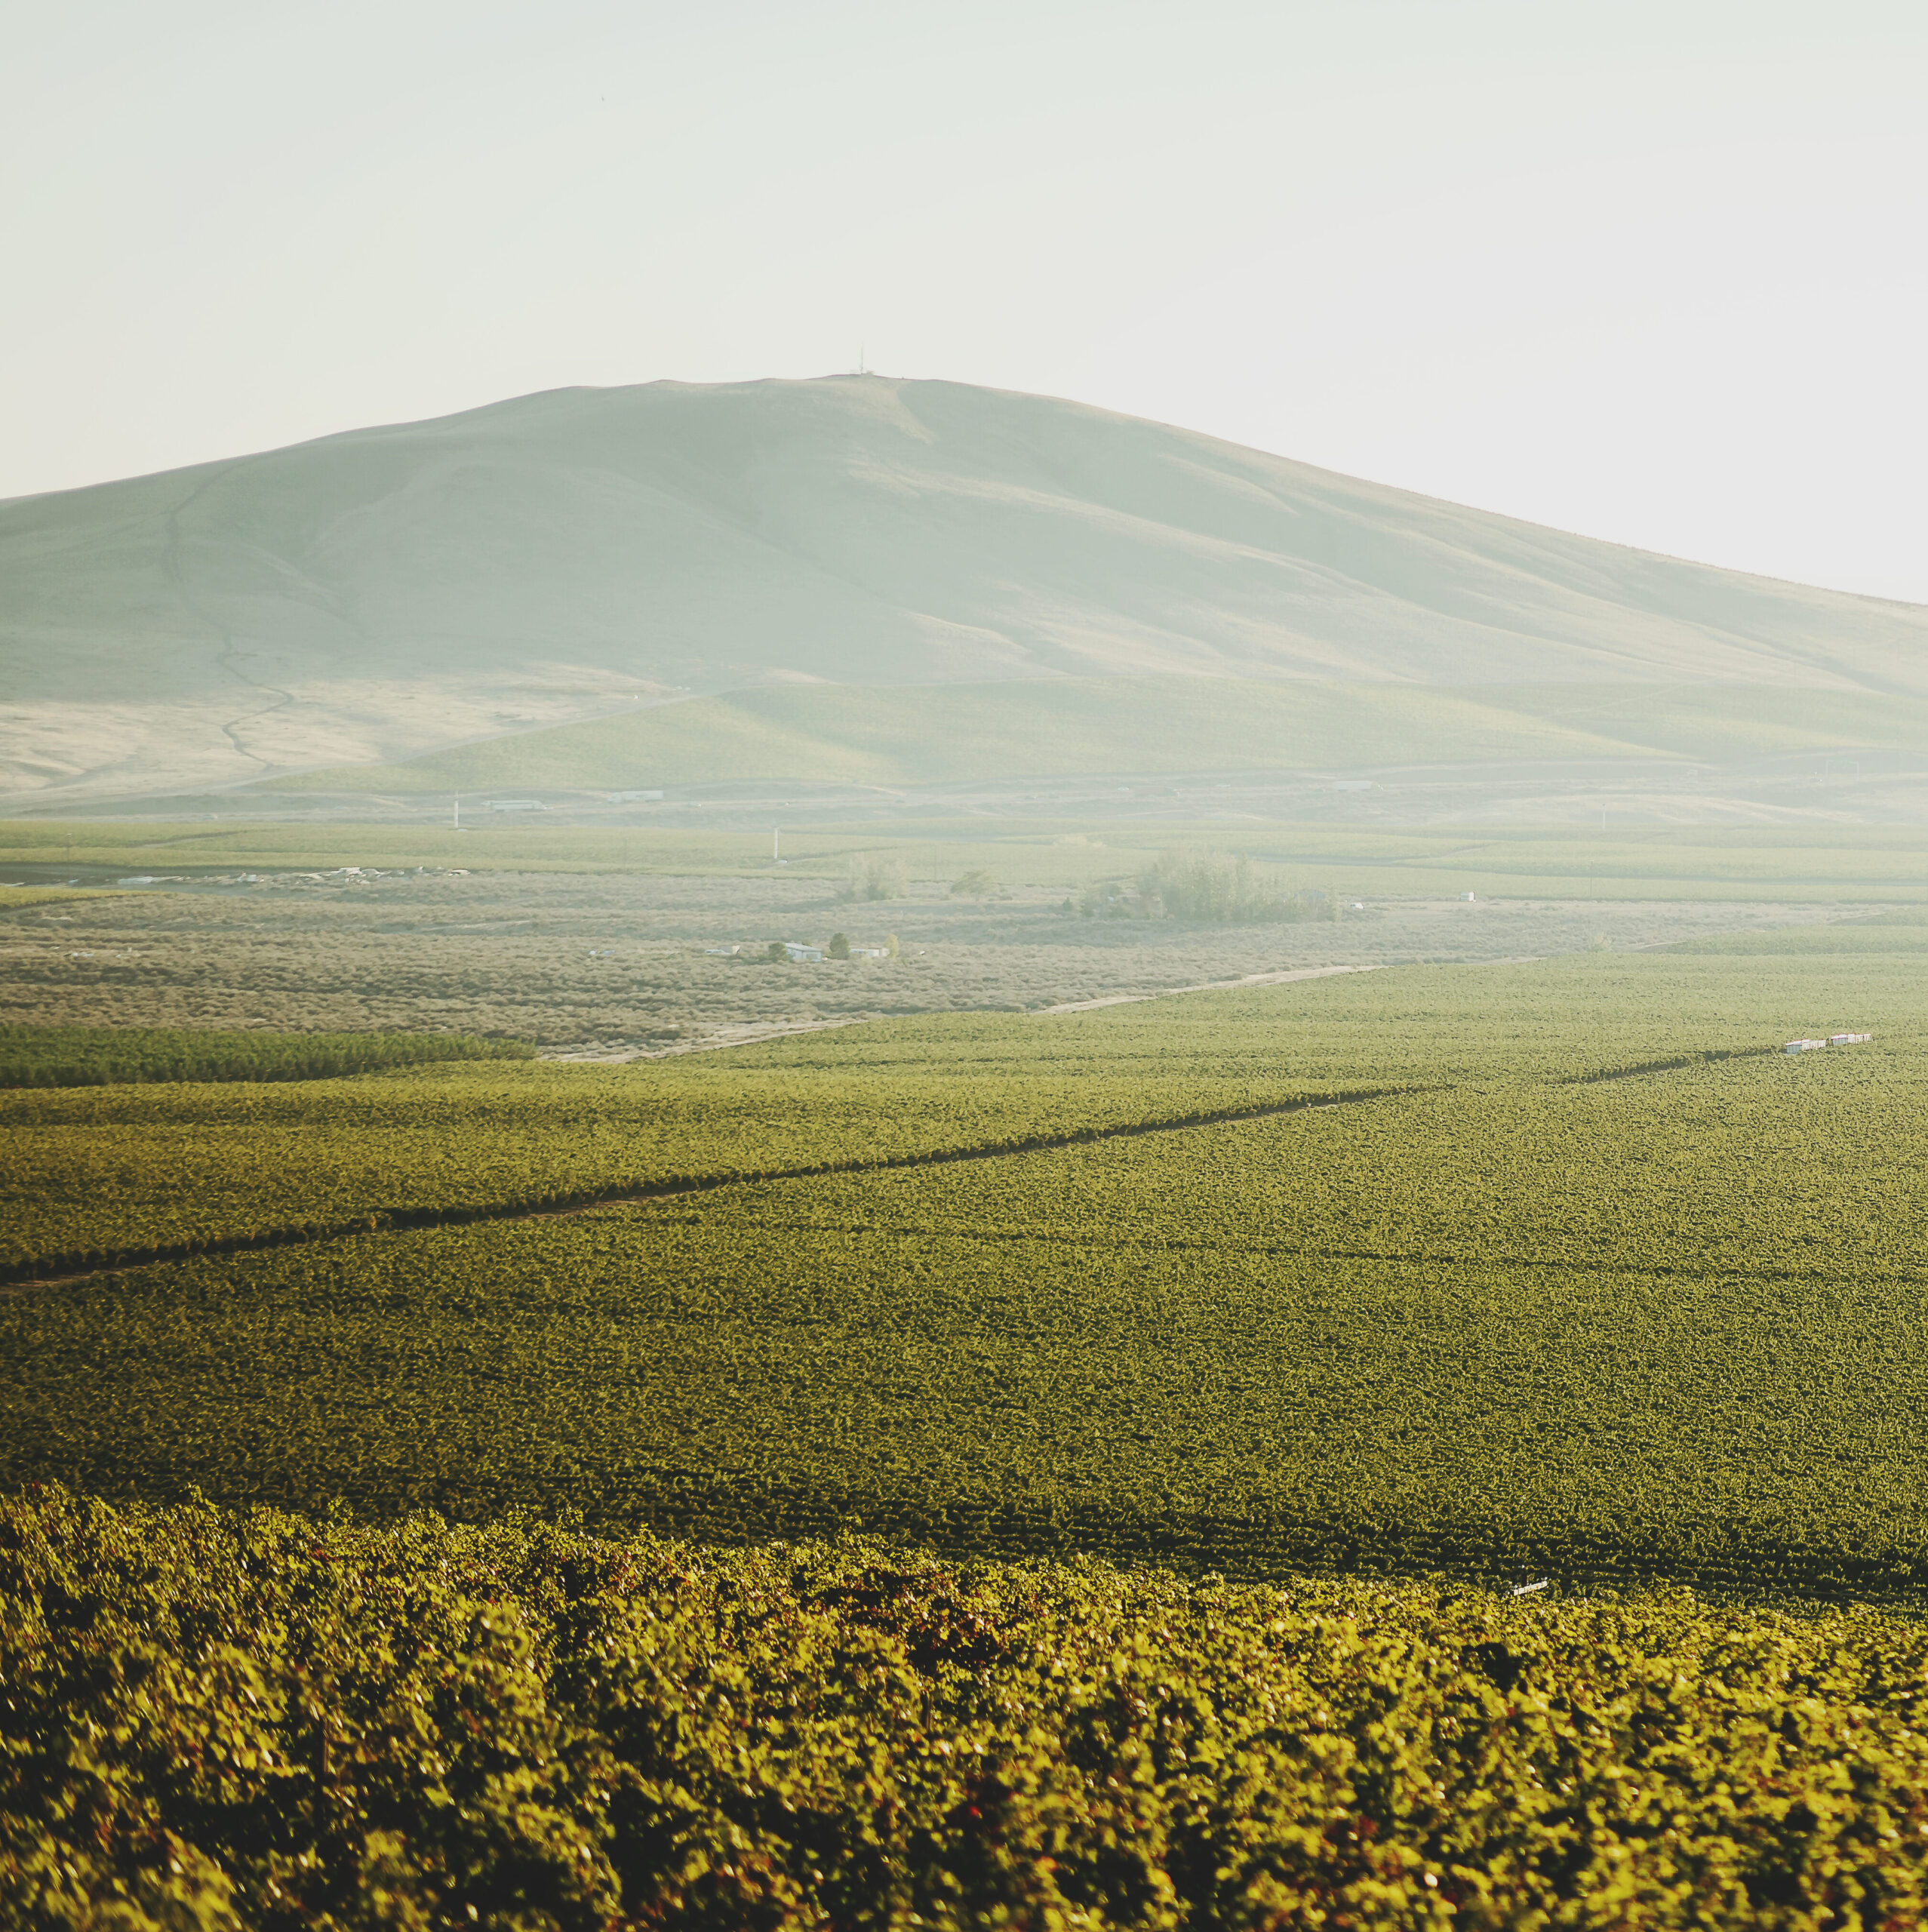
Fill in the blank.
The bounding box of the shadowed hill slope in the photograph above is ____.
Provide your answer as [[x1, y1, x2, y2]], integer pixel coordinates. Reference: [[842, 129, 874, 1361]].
[[4, 375, 1926, 801]]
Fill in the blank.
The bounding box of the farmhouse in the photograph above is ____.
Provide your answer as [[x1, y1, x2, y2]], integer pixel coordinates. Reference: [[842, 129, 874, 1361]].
[[1829, 1032, 1874, 1045], [1783, 1038, 1826, 1054], [784, 942, 824, 962]]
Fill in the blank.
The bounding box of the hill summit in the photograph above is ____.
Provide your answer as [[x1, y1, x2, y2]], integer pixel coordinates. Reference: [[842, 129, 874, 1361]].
[[2, 375, 1925, 801]]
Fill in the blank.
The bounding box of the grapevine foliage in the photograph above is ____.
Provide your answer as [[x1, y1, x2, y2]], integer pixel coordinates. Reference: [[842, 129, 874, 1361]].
[[8, 1487, 1928, 1930], [0, 1023, 532, 1090]]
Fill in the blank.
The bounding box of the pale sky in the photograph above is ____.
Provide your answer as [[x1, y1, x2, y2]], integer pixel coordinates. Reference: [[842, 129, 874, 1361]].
[[5, 0, 1925, 600]]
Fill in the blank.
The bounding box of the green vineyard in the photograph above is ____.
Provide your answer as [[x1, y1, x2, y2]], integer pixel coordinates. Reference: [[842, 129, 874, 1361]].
[[4, 928, 1926, 1598], [9, 1487, 1928, 1930], [9, 913, 1928, 1923], [0, 947, 1900, 1273], [0, 1022, 534, 1091]]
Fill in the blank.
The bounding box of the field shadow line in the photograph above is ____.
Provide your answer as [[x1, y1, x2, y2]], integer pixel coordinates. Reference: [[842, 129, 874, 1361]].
[[5, 1041, 1784, 1293], [2, 1084, 1413, 1291]]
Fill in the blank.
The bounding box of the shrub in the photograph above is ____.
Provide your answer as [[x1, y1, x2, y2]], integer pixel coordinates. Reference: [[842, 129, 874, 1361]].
[[841, 855, 907, 902]]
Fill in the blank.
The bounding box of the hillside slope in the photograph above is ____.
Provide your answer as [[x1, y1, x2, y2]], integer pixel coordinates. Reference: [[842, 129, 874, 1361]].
[[4, 375, 1926, 801], [281, 678, 1928, 796]]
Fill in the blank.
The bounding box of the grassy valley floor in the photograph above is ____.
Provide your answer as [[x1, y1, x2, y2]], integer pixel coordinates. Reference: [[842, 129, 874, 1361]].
[[0, 860, 1873, 1052]]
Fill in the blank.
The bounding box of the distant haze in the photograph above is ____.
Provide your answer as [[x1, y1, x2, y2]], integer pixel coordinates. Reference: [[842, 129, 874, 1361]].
[[3, 2, 1924, 601], [3, 375, 1926, 804]]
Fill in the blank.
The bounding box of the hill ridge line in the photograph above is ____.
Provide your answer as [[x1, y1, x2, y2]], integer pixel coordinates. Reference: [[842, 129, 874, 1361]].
[[9, 374, 1927, 803]]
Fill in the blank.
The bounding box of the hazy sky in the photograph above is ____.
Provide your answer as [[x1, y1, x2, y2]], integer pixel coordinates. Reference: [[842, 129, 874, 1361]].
[[6, 0, 1925, 599]]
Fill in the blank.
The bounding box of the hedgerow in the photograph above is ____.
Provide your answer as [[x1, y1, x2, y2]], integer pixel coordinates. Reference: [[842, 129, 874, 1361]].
[[8, 1486, 1928, 1930]]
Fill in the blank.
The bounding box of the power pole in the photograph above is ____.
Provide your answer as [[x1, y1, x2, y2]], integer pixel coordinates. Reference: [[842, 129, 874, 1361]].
[[773, 826, 780, 863]]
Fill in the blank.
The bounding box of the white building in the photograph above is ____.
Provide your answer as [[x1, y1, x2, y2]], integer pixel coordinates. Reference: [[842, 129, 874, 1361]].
[[1783, 1038, 1826, 1054], [1828, 1032, 1873, 1045]]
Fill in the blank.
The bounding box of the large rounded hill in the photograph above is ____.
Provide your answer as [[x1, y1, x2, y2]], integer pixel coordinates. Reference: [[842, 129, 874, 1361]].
[[3, 376, 1925, 802]]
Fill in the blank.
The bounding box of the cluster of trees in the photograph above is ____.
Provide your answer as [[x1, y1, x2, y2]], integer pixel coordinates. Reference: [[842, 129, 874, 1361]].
[[840, 854, 908, 901], [1075, 851, 1341, 924]]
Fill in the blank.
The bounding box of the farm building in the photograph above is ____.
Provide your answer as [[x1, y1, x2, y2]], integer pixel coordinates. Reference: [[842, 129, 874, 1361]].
[[1829, 1032, 1874, 1045], [1783, 1038, 1826, 1054], [783, 942, 824, 962], [703, 944, 741, 956]]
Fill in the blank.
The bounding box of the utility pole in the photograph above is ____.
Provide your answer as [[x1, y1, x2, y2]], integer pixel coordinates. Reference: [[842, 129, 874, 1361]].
[[453, 798, 461, 831], [773, 826, 780, 863]]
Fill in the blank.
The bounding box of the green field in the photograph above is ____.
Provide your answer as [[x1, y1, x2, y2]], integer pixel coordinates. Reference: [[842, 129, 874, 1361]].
[[13, 905, 1928, 1924], [0, 1023, 531, 1091], [6, 928, 1928, 1599], [0, 948, 1877, 1275], [12, 1487, 1928, 1930], [0, 884, 125, 908], [9, 817, 1928, 903], [262, 676, 1928, 792]]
